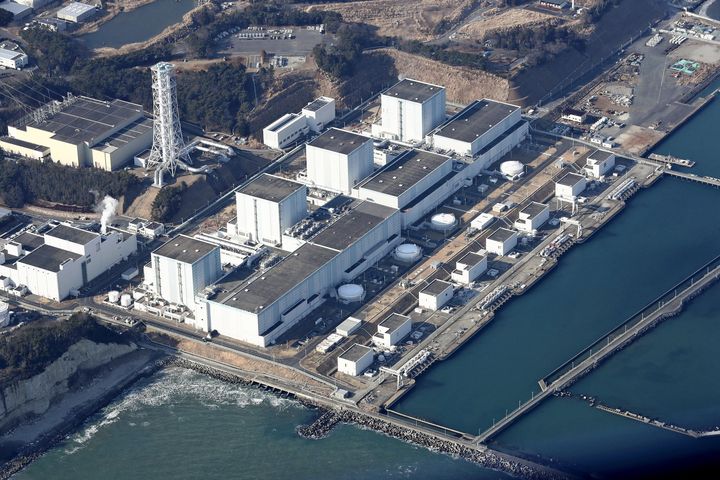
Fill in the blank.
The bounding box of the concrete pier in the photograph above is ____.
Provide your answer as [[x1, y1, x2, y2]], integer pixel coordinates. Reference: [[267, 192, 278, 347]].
[[475, 255, 720, 444]]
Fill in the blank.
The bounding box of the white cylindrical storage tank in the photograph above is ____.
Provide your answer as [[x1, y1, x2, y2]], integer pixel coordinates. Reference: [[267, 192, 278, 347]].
[[338, 284, 365, 303], [394, 243, 422, 263], [500, 161, 524, 180], [0, 301, 9, 328], [120, 294, 133, 307], [430, 213, 457, 232], [108, 291, 120, 303]]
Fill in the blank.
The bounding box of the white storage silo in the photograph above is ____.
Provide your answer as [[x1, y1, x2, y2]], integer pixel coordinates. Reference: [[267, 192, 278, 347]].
[[394, 243, 422, 263], [430, 213, 457, 232], [337, 284, 365, 303], [108, 291, 120, 303], [120, 294, 133, 307]]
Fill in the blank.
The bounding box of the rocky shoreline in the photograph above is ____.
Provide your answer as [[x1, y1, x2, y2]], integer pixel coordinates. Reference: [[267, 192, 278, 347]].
[[172, 357, 569, 480], [0, 354, 171, 480]]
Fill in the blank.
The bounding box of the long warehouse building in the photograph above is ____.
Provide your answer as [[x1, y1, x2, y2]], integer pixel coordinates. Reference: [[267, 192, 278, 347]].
[[7, 96, 153, 171]]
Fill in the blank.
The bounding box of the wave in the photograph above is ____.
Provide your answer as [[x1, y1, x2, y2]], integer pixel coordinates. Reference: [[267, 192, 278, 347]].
[[61, 367, 304, 455]]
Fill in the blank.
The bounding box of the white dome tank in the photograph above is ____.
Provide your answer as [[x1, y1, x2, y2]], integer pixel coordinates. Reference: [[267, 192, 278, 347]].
[[108, 291, 120, 303], [430, 213, 457, 231], [338, 284, 365, 303], [394, 243, 422, 263], [500, 161, 524, 179], [120, 294, 133, 307]]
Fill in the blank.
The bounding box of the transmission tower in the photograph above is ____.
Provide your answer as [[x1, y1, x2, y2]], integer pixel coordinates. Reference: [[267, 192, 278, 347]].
[[146, 62, 190, 188]]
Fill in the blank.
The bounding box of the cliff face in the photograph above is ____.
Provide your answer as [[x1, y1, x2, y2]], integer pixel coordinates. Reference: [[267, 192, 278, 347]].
[[0, 339, 136, 433]]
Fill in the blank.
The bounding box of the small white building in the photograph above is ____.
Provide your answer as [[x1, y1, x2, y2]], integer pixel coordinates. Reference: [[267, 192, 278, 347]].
[[514, 202, 549, 233], [373, 312, 411, 348], [337, 343, 374, 376], [419, 279, 454, 311], [451, 251, 487, 285], [486, 228, 518, 256], [305, 128, 373, 194], [263, 113, 309, 149], [235, 174, 306, 246], [471, 212, 495, 231], [584, 149, 616, 178], [336, 316, 362, 337], [555, 173, 587, 200], [374, 78, 445, 143], [301, 96, 335, 133], [57, 2, 98, 23], [561, 108, 586, 124], [0, 46, 28, 70]]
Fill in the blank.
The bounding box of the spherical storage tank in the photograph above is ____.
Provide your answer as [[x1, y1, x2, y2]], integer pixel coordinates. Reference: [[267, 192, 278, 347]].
[[108, 291, 120, 303], [120, 294, 133, 307], [338, 284, 365, 303], [500, 161, 524, 180], [430, 213, 457, 232], [394, 243, 422, 263]]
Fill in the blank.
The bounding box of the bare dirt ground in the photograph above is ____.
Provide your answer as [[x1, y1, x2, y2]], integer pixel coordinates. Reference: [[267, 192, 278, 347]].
[[374, 48, 510, 103], [457, 8, 557, 39], [616, 125, 665, 155], [305, 0, 476, 41]]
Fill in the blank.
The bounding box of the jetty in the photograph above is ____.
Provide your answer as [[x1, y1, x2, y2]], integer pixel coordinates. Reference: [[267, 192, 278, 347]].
[[476, 254, 720, 444]]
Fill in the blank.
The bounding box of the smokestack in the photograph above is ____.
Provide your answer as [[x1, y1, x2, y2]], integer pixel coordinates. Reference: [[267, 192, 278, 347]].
[[99, 195, 118, 235]]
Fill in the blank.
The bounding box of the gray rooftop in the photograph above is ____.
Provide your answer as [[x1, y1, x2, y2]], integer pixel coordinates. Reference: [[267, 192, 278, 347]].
[[24, 97, 144, 146], [588, 149, 614, 164], [94, 116, 152, 152], [57, 2, 96, 17], [487, 228, 517, 243], [434, 99, 519, 144], [214, 243, 338, 312], [46, 224, 97, 245], [556, 172, 585, 187], [339, 343, 373, 362], [379, 313, 411, 333], [266, 113, 300, 133], [421, 279, 453, 296], [0, 136, 49, 152], [303, 98, 331, 112], [310, 200, 396, 251], [12, 232, 44, 251], [18, 244, 81, 272], [457, 251, 485, 268], [520, 202, 549, 218], [383, 78, 444, 103], [358, 149, 451, 197], [307, 128, 371, 155], [153, 235, 218, 264], [237, 173, 305, 203]]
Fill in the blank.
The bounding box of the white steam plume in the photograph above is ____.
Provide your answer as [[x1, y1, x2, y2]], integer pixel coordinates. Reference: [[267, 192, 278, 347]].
[[99, 195, 118, 234]]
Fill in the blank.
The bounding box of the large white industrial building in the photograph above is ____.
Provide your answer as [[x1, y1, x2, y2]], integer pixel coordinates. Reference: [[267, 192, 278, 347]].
[[234, 174, 307, 246], [147, 235, 222, 311], [7, 96, 153, 171], [0, 225, 137, 301], [584, 149, 615, 178], [432, 99, 525, 158], [143, 78, 533, 348], [514, 202, 550, 233], [555, 173, 587, 201], [373, 312, 412, 348], [373, 79, 446, 143], [263, 97, 335, 149], [306, 128, 373, 194]]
